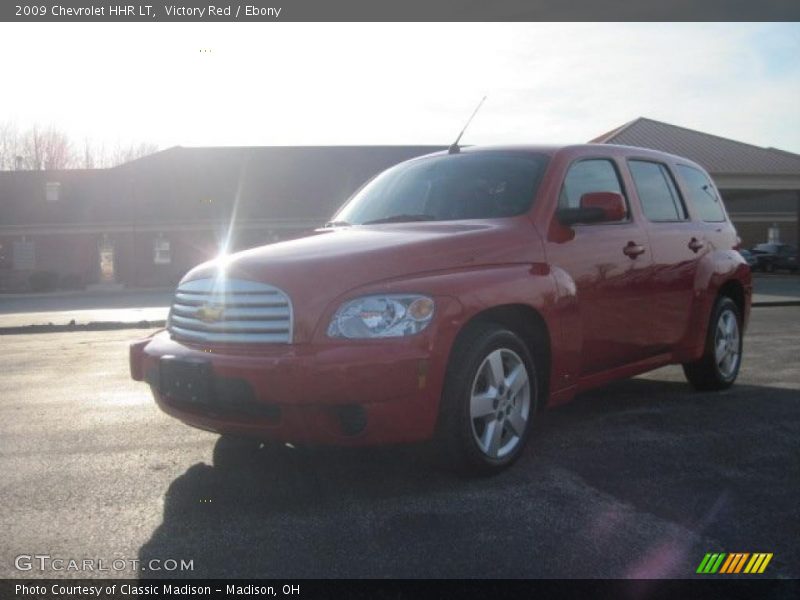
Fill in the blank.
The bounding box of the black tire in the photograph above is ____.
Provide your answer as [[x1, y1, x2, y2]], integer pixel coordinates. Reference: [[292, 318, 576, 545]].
[[682, 296, 743, 391], [765, 262, 775, 273], [435, 322, 538, 475]]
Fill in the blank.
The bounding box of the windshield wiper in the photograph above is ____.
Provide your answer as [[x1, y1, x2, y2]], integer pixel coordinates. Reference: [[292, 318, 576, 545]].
[[323, 220, 351, 228], [362, 214, 437, 225]]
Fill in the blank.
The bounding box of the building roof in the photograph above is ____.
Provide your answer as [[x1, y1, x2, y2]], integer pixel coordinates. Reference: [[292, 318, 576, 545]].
[[0, 146, 446, 229], [590, 117, 800, 176]]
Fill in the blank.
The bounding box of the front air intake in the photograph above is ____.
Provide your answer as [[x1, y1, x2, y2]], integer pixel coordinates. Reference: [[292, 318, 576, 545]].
[[168, 277, 293, 344]]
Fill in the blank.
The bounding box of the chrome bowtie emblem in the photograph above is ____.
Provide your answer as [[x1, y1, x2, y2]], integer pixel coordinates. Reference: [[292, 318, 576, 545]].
[[196, 304, 224, 323]]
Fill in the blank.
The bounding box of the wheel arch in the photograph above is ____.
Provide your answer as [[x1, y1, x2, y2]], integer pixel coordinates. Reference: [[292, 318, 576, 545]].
[[718, 278, 746, 318], [682, 252, 751, 360], [449, 303, 552, 411]]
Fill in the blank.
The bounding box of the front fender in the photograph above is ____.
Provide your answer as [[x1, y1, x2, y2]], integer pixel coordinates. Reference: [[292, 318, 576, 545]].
[[311, 263, 575, 405]]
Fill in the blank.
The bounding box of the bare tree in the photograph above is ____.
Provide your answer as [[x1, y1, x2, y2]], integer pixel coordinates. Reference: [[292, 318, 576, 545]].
[[79, 139, 158, 168], [0, 121, 21, 171], [80, 137, 96, 169], [105, 142, 160, 167], [20, 125, 75, 170], [0, 123, 158, 171]]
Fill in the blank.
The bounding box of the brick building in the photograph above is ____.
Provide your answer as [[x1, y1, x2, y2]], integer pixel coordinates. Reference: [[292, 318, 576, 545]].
[[0, 146, 444, 291], [1, 120, 798, 292]]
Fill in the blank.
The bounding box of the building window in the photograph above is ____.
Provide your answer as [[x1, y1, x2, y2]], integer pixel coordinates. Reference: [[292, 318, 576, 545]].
[[45, 182, 61, 202], [12, 239, 36, 271], [98, 237, 116, 283], [154, 238, 171, 265]]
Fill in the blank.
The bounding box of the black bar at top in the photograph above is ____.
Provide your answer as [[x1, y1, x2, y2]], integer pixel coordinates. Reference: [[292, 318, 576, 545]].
[[2, 0, 800, 22]]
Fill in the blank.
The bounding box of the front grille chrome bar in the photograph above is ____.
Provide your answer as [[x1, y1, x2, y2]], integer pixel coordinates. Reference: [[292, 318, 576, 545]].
[[168, 277, 293, 344]]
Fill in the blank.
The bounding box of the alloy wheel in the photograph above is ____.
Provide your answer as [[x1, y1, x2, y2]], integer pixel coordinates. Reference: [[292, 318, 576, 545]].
[[714, 308, 741, 380], [469, 348, 531, 459]]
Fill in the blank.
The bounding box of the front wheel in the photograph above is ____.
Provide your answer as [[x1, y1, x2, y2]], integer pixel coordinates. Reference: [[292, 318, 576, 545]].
[[436, 323, 538, 475], [682, 296, 743, 391]]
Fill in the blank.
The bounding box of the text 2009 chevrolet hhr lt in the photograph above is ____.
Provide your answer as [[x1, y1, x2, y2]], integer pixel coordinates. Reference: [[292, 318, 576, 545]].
[[130, 144, 751, 473]]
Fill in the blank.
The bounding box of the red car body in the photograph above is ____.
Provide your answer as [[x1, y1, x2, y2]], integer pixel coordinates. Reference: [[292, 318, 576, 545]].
[[130, 144, 751, 448]]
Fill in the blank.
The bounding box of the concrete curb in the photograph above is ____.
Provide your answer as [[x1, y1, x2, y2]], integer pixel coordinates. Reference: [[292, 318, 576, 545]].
[[0, 287, 174, 300], [0, 320, 166, 335]]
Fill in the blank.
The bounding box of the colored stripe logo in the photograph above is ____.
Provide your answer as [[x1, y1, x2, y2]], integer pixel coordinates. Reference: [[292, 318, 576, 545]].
[[697, 553, 773, 574]]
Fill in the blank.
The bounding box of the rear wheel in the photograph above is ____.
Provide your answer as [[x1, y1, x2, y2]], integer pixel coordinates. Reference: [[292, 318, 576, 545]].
[[682, 296, 742, 391], [436, 323, 538, 475]]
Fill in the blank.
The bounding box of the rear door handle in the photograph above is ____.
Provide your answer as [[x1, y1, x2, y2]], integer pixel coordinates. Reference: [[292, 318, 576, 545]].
[[688, 238, 705, 253], [623, 241, 646, 258]]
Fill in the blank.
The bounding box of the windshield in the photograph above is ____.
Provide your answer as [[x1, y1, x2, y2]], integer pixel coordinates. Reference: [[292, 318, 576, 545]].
[[333, 151, 549, 225]]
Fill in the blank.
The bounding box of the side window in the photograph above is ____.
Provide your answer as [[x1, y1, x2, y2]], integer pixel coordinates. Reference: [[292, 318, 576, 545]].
[[628, 160, 687, 222], [677, 165, 726, 222], [559, 159, 627, 220]]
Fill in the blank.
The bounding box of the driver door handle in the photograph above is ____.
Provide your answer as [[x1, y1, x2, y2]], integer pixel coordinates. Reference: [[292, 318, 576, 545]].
[[688, 238, 705, 253], [623, 241, 646, 258]]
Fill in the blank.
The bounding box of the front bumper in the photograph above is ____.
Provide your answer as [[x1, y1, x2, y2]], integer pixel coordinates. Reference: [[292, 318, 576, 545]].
[[130, 328, 452, 446]]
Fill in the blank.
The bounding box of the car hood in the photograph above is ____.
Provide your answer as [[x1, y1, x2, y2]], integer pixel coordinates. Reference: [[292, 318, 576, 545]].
[[181, 219, 540, 342]]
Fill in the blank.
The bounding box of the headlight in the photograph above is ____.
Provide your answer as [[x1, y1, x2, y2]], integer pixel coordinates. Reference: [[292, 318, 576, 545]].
[[327, 294, 435, 339]]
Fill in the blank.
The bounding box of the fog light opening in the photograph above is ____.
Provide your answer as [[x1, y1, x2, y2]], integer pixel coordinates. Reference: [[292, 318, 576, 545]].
[[337, 405, 367, 436]]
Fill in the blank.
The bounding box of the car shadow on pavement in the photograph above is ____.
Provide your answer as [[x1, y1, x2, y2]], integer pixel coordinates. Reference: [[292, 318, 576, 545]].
[[530, 377, 800, 578], [138, 376, 799, 578]]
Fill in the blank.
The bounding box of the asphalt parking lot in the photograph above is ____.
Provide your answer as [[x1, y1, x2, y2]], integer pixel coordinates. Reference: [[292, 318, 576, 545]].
[[0, 307, 798, 579]]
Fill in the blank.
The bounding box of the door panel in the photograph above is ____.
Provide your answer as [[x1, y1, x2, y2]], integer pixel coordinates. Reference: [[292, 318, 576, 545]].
[[641, 221, 704, 347], [547, 222, 654, 374], [627, 160, 702, 349], [546, 157, 656, 375]]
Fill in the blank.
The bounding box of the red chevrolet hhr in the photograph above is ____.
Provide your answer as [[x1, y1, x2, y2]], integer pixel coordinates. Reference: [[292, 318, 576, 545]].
[[130, 144, 751, 473]]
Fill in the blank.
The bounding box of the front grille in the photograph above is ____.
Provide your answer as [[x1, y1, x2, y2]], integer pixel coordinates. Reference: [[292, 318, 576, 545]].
[[168, 277, 293, 344]]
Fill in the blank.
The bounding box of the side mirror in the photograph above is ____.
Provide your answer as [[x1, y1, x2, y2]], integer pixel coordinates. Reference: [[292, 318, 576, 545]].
[[581, 191, 627, 221], [556, 192, 626, 226]]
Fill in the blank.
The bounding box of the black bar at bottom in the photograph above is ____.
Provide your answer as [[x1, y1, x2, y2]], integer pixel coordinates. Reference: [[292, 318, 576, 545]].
[[1, 579, 797, 600]]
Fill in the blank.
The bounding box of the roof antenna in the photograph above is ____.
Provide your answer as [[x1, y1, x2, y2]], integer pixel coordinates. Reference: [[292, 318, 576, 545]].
[[448, 96, 487, 154]]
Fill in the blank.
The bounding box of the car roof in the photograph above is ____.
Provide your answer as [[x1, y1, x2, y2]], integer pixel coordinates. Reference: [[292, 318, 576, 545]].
[[415, 143, 709, 172]]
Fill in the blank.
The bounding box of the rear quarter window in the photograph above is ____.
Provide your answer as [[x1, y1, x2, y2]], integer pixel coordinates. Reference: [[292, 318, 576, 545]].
[[676, 165, 727, 222]]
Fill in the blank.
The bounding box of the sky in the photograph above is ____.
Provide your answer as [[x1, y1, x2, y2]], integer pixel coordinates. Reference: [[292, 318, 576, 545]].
[[1, 22, 798, 153]]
